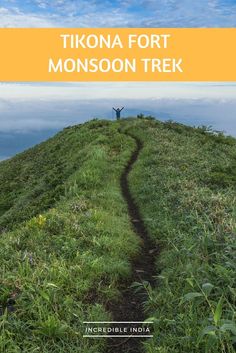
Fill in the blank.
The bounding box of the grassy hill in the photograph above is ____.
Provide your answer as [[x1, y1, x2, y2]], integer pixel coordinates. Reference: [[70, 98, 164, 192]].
[[0, 118, 235, 353]]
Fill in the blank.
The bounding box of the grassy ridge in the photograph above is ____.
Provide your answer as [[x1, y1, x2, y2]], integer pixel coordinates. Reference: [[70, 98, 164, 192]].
[[0, 123, 91, 231], [1, 117, 236, 353], [123, 118, 236, 353], [0, 120, 140, 353]]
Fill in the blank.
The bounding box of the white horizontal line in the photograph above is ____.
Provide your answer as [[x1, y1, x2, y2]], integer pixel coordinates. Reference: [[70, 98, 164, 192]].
[[83, 335, 153, 338], [83, 321, 153, 324]]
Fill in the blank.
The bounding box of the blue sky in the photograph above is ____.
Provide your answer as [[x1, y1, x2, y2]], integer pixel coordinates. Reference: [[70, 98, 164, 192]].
[[0, 1, 236, 159], [0, 0, 236, 27]]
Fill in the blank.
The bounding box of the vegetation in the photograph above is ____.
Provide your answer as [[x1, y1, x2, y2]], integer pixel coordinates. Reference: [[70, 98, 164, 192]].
[[0, 120, 140, 353], [123, 118, 236, 353], [0, 117, 235, 353]]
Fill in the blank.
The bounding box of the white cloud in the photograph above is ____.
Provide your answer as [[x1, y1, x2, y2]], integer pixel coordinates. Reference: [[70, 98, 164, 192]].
[[1, 0, 236, 28], [0, 82, 236, 135], [0, 7, 57, 27], [0, 5, 134, 27], [1, 82, 236, 101], [35, 1, 48, 10]]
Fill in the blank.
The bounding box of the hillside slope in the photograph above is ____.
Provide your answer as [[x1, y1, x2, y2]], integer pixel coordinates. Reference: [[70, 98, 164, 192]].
[[0, 118, 236, 353], [0, 120, 140, 353], [0, 121, 125, 231], [124, 118, 236, 353]]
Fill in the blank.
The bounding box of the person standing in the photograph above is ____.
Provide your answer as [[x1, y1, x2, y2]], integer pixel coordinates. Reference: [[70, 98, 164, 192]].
[[113, 107, 124, 120]]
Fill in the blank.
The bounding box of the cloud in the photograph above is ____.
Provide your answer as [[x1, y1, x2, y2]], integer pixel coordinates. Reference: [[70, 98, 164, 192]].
[[0, 7, 57, 27], [1, 82, 236, 159], [1, 82, 236, 101], [0, 0, 236, 27], [35, 1, 48, 10], [0, 82, 236, 135]]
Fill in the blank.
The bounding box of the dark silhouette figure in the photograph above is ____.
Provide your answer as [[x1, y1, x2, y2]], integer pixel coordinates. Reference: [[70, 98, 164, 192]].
[[113, 107, 124, 120]]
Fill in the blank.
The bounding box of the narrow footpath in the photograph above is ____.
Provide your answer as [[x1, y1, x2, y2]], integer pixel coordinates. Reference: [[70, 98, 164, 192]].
[[106, 133, 158, 353]]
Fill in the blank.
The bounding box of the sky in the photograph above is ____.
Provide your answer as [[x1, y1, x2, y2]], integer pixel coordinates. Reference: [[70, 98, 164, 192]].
[[1, 0, 236, 27], [0, 0, 236, 159]]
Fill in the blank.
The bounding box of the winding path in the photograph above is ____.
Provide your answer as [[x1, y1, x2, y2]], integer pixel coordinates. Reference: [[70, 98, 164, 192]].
[[106, 132, 158, 353]]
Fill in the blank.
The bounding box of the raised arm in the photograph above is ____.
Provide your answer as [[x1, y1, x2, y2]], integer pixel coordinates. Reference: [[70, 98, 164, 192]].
[[113, 107, 116, 111], [120, 107, 124, 111]]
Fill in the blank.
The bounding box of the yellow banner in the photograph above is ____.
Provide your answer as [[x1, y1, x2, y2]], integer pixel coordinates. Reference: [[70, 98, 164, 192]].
[[0, 28, 235, 81]]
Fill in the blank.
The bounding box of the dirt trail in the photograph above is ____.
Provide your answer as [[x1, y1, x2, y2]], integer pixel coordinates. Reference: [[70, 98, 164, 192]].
[[106, 133, 158, 353]]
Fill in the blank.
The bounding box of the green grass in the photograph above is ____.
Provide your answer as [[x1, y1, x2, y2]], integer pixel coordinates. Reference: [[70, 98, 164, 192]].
[[0, 119, 140, 353], [122, 117, 236, 353], [0, 117, 236, 353]]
